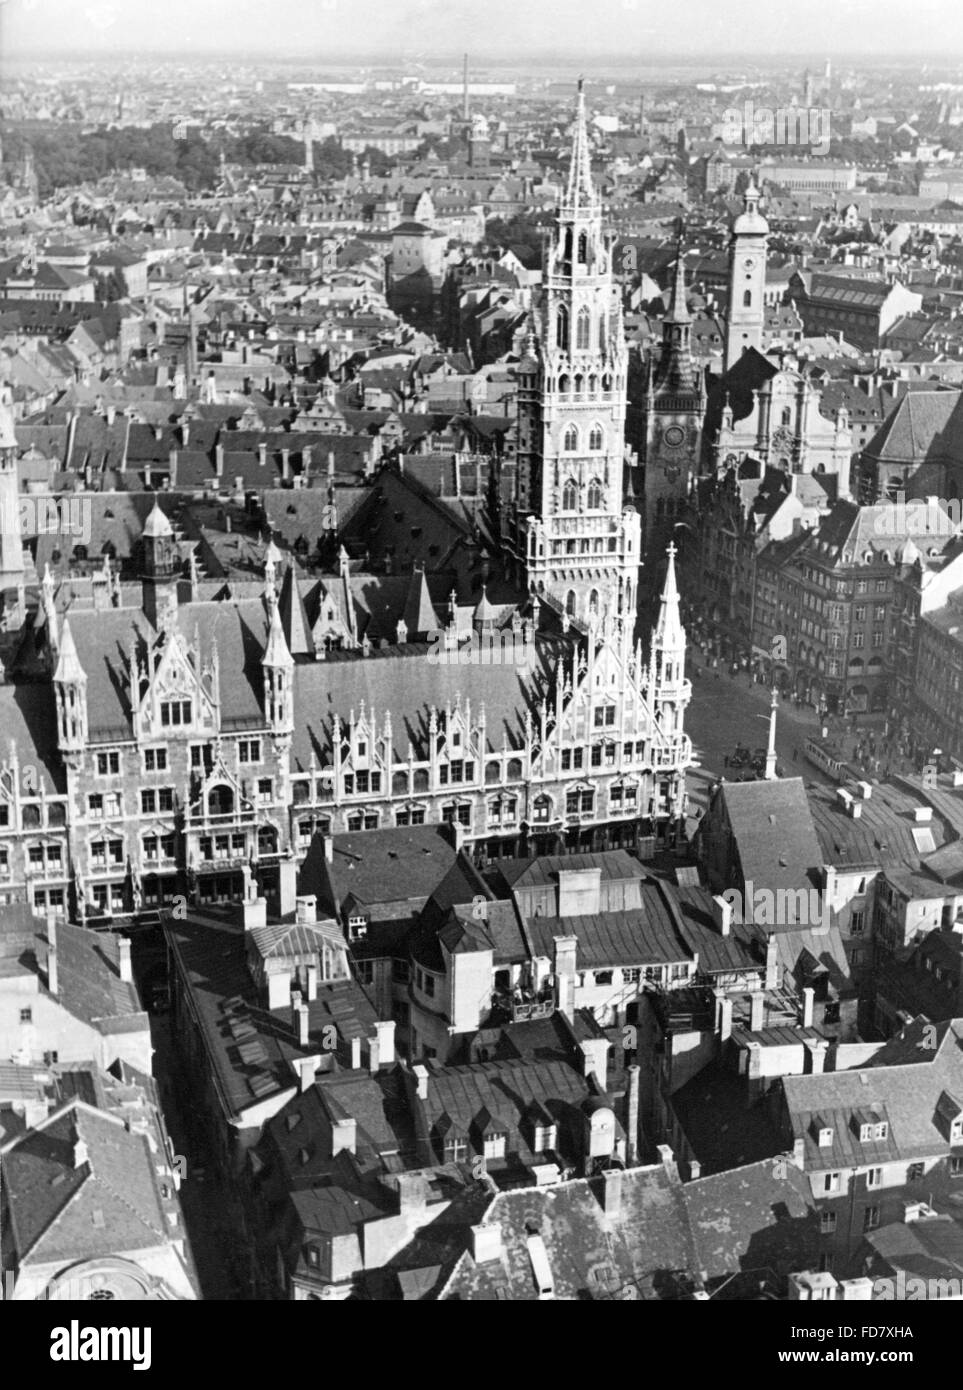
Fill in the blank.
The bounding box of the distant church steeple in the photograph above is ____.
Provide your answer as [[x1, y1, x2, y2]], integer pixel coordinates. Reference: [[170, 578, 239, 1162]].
[[724, 176, 769, 372]]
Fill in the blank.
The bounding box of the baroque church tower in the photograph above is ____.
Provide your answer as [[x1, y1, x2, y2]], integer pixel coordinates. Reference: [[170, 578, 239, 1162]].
[[723, 177, 768, 372], [509, 82, 640, 629]]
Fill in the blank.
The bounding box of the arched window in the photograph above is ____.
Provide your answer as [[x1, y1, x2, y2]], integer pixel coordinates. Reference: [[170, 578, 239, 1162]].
[[564, 227, 573, 263], [208, 785, 234, 817], [556, 306, 569, 351], [781, 407, 791, 426], [558, 374, 570, 395], [577, 231, 588, 263], [587, 478, 603, 509], [589, 424, 603, 451], [563, 424, 578, 452], [562, 477, 578, 511], [743, 290, 752, 308], [589, 588, 600, 616], [576, 307, 591, 350], [598, 315, 606, 350], [565, 590, 576, 616]]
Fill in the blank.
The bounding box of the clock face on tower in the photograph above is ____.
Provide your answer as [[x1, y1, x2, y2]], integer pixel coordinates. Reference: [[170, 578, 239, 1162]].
[[664, 425, 686, 448], [743, 257, 756, 270]]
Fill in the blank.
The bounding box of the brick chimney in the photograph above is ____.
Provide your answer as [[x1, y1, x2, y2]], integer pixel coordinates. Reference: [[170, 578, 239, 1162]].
[[711, 894, 733, 936], [802, 986, 815, 1029], [373, 1019, 395, 1068], [749, 991, 765, 1032], [305, 961, 318, 1001], [580, 1037, 609, 1091], [412, 1063, 429, 1100], [765, 933, 779, 990], [717, 992, 733, 1042], [331, 1115, 356, 1156], [396, 1172, 428, 1215], [602, 1168, 623, 1216], [292, 992, 309, 1046], [299, 1057, 317, 1092], [553, 934, 577, 1017], [118, 937, 133, 984], [46, 914, 58, 996], [625, 1064, 640, 1165]]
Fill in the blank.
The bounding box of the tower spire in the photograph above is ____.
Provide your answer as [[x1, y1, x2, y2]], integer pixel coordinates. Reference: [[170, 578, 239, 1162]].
[[653, 542, 685, 653], [565, 79, 596, 211], [664, 239, 691, 326]]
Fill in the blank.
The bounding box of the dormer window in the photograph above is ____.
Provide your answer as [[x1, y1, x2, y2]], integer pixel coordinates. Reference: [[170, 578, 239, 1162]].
[[951, 1117, 963, 1143], [533, 1123, 557, 1154], [483, 1131, 506, 1160], [348, 914, 368, 941], [818, 1127, 834, 1147]]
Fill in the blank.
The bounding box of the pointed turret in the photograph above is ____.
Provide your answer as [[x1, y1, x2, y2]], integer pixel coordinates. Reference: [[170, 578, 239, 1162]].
[[143, 500, 173, 541], [53, 616, 85, 684], [263, 535, 283, 593], [278, 562, 315, 659], [263, 599, 294, 671], [53, 617, 87, 752], [651, 542, 686, 678], [403, 564, 440, 641], [262, 600, 293, 735], [142, 501, 177, 630]]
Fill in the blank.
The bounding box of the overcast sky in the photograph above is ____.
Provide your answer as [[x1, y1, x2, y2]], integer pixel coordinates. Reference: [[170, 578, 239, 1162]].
[[1, 0, 961, 61]]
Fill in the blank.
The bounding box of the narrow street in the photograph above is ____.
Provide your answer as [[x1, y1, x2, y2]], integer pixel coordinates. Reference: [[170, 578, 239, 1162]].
[[148, 1010, 248, 1300]]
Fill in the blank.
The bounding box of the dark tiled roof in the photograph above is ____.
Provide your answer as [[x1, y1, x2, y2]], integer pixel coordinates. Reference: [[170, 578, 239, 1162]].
[[783, 1018, 963, 1167], [4, 1101, 168, 1265], [716, 778, 825, 893]]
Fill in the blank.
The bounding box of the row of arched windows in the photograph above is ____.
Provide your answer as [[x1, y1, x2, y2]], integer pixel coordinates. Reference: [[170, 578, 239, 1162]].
[[553, 372, 611, 394], [562, 478, 605, 511], [556, 305, 607, 352], [562, 423, 604, 452]]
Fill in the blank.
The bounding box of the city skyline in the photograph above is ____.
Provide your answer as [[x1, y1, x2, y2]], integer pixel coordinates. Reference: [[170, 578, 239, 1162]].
[[1, 0, 962, 61]]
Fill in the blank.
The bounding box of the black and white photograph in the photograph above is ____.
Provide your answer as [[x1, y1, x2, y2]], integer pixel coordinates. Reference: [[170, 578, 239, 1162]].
[[0, 0, 961, 1343]]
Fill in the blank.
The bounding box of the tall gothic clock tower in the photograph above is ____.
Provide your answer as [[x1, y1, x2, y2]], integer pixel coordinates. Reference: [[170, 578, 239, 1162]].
[[641, 248, 705, 560], [508, 82, 640, 629]]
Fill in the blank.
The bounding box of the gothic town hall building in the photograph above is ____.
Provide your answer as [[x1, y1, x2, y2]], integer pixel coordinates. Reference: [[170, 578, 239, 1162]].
[[0, 88, 691, 924]]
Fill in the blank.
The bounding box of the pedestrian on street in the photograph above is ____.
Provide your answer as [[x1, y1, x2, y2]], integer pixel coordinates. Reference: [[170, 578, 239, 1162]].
[[792, 748, 797, 761]]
